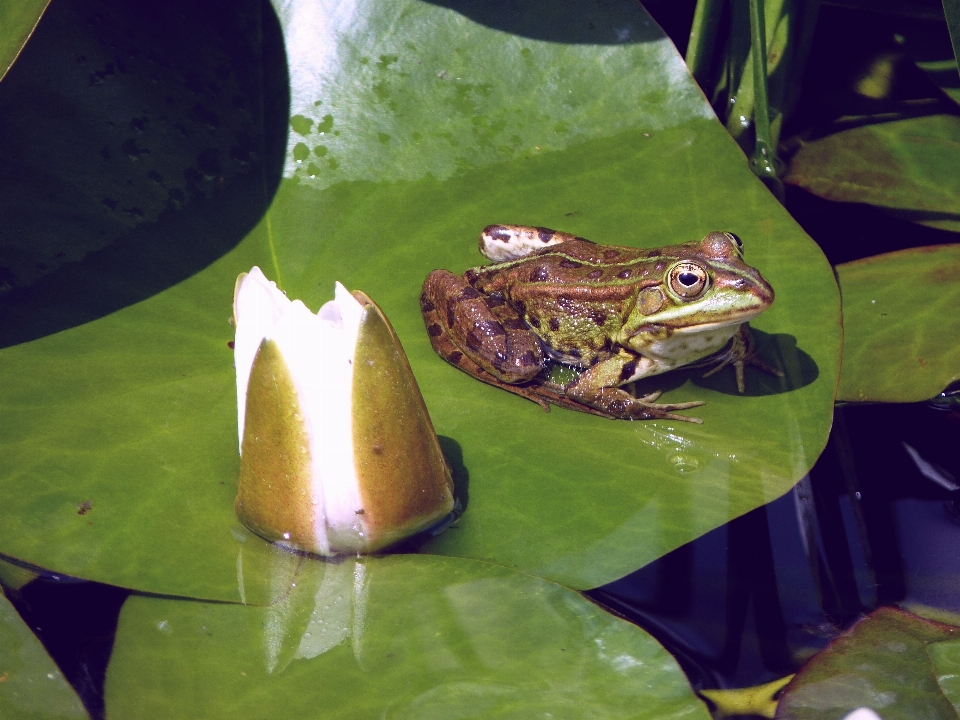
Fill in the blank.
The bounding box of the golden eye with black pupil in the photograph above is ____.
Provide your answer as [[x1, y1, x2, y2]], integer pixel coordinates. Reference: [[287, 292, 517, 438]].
[[668, 262, 709, 299]]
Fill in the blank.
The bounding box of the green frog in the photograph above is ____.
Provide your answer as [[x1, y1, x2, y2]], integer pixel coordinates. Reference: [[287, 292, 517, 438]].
[[420, 225, 779, 422]]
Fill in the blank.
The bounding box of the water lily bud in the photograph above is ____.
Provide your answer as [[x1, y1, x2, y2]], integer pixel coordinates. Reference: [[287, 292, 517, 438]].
[[232, 267, 454, 556]]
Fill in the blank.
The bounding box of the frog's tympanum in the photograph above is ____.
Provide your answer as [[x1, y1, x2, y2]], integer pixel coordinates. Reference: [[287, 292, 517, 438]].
[[421, 225, 779, 423]]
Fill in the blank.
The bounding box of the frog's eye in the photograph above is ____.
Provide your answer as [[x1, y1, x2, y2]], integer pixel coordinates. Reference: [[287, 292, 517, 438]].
[[668, 262, 710, 299]]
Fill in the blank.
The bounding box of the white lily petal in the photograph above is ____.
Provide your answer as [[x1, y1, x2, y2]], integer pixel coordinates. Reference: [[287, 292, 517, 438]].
[[320, 283, 367, 546], [234, 267, 291, 451], [266, 299, 343, 556]]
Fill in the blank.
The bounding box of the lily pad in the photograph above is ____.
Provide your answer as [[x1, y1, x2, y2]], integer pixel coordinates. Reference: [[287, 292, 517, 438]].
[[0, 0, 840, 600], [836, 245, 960, 403], [785, 114, 960, 232], [929, 638, 960, 715], [105, 553, 711, 719], [0, 557, 39, 592], [776, 606, 960, 720], [0, 1, 48, 82], [0, 591, 88, 719]]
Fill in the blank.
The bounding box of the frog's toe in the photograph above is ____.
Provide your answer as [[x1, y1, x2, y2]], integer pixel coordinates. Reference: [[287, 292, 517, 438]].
[[575, 387, 704, 422], [629, 399, 705, 423]]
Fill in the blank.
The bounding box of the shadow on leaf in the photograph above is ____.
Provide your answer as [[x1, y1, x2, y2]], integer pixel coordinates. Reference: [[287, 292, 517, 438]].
[[0, 0, 289, 348], [421, 0, 663, 45]]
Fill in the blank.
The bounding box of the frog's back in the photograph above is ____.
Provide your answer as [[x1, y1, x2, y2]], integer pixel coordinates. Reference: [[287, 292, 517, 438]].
[[469, 239, 671, 298]]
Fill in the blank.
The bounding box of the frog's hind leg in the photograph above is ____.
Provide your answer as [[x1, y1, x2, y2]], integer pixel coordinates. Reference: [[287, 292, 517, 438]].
[[479, 225, 577, 262], [421, 268, 545, 384], [420, 272, 556, 412]]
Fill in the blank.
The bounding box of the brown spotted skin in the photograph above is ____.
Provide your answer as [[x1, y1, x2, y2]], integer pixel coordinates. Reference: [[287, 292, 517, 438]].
[[420, 274, 613, 417], [421, 270, 543, 383], [420, 225, 778, 423], [420, 274, 705, 421]]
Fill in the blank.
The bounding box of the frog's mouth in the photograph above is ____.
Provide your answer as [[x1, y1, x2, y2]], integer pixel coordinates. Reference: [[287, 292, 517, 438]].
[[673, 308, 766, 334]]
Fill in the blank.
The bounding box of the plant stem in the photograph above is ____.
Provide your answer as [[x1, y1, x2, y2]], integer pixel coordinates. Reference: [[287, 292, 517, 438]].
[[943, 0, 960, 76], [686, 0, 725, 88], [748, 0, 783, 199]]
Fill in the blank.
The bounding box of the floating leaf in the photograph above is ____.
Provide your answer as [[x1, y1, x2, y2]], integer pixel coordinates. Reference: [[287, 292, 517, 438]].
[[0, 591, 87, 719], [105, 554, 711, 719], [929, 637, 960, 715], [777, 606, 960, 720], [836, 245, 960, 403], [0, 1, 48, 82], [0, 0, 840, 600], [785, 115, 960, 232], [0, 558, 39, 592]]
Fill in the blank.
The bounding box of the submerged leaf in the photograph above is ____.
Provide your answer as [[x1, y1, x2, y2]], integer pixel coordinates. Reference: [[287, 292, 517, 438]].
[[701, 675, 794, 718], [777, 607, 960, 720]]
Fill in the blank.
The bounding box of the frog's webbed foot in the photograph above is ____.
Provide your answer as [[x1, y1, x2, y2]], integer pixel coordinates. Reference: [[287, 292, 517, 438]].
[[700, 326, 783, 392]]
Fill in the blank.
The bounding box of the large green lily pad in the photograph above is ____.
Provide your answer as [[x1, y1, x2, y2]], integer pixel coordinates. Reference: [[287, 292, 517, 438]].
[[777, 606, 960, 720], [0, 0, 840, 600], [785, 114, 960, 232], [836, 245, 960, 403], [105, 553, 711, 719], [0, 591, 87, 719]]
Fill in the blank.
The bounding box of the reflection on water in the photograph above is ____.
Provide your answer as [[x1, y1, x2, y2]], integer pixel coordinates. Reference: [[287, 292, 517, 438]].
[[291, 560, 367, 664], [254, 554, 369, 674]]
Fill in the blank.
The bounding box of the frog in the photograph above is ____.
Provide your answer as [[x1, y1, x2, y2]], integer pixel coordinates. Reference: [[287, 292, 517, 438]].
[[420, 224, 779, 423]]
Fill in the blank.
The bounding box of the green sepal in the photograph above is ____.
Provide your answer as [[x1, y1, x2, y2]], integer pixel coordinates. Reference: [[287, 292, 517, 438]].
[[351, 291, 454, 552], [236, 338, 317, 549]]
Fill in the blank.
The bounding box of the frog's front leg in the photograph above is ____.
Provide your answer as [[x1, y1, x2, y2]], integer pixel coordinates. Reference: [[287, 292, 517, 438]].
[[421, 269, 546, 382], [699, 325, 784, 392], [564, 351, 706, 423]]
